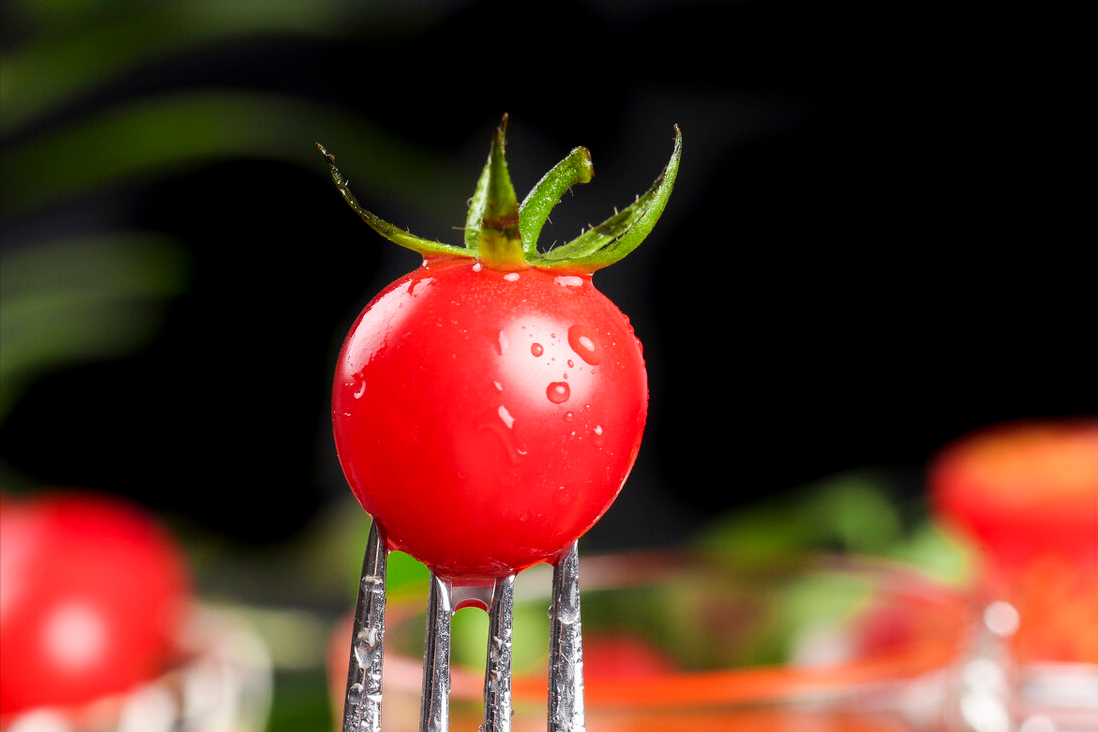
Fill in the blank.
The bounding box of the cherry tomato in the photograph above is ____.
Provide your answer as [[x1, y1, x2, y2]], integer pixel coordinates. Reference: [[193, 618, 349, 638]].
[[0, 491, 190, 715], [322, 119, 679, 581], [333, 258, 647, 579], [929, 418, 1098, 565], [582, 633, 675, 679], [929, 419, 1098, 663]]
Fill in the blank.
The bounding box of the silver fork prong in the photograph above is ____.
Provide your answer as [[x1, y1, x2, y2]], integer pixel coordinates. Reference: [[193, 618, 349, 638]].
[[548, 541, 585, 732], [342, 521, 388, 732], [420, 573, 454, 732], [483, 574, 516, 732], [342, 531, 588, 732]]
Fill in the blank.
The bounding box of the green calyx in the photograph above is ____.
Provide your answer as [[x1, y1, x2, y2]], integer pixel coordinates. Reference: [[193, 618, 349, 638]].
[[318, 114, 681, 273]]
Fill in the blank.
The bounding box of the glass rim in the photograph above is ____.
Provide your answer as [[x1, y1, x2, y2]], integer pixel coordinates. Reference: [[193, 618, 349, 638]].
[[383, 550, 972, 708]]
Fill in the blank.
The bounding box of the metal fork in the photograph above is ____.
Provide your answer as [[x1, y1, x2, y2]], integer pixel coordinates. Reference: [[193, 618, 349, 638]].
[[339, 521, 586, 732]]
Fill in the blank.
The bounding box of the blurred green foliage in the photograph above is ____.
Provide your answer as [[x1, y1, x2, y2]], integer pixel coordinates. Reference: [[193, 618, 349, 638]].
[[0, 234, 190, 419], [694, 471, 974, 585], [1, 0, 463, 426]]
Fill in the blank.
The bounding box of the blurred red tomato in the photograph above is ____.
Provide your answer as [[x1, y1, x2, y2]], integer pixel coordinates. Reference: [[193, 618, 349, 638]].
[[582, 633, 675, 679], [0, 491, 190, 715], [930, 418, 1098, 663], [930, 418, 1098, 565]]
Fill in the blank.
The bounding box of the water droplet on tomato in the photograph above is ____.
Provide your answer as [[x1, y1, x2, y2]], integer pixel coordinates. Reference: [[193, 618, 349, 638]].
[[593, 424, 605, 447], [531, 343, 544, 357], [493, 380, 503, 391], [567, 359, 574, 368], [547, 382, 570, 404], [563, 411, 574, 422], [568, 324, 602, 365], [555, 275, 584, 287], [504, 272, 520, 282], [498, 405, 515, 429], [352, 372, 367, 399]]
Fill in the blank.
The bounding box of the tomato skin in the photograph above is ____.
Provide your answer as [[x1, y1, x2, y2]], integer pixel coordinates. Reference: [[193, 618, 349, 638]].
[[333, 258, 648, 580], [0, 492, 189, 716]]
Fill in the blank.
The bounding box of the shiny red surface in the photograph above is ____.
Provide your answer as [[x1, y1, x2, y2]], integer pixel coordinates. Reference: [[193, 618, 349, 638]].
[[0, 492, 189, 715], [333, 258, 647, 580]]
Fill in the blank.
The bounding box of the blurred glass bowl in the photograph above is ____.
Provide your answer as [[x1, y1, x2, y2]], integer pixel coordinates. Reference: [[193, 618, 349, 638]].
[[0, 606, 271, 732], [330, 551, 971, 731]]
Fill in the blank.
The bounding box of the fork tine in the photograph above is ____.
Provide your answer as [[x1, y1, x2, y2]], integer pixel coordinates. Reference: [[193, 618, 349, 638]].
[[548, 542, 586, 732], [342, 521, 388, 732], [420, 573, 454, 732], [483, 574, 516, 732], [343, 532, 587, 732]]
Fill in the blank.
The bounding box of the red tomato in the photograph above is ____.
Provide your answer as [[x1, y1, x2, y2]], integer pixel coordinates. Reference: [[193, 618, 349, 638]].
[[930, 418, 1098, 565], [0, 491, 190, 715], [582, 633, 675, 679], [333, 257, 648, 580]]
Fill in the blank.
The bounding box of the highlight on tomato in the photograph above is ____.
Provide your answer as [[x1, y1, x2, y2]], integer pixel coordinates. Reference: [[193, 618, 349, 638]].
[[0, 490, 191, 717], [321, 116, 680, 580]]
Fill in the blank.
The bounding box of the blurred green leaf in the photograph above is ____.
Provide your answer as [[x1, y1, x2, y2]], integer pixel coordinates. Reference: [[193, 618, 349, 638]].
[[693, 472, 904, 565], [1, 90, 464, 221], [0, 233, 189, 420], [882, 518, 975, 586], [265, 670, 332, 732], [0, 0, 363, 137]]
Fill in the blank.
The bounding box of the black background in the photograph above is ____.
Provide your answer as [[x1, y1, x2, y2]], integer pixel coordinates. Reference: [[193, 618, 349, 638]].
[[1, 0, 1092, 552]]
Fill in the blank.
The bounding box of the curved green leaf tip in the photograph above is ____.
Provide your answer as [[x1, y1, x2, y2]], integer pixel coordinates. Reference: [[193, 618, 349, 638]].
[[318, 118, 680, 273]]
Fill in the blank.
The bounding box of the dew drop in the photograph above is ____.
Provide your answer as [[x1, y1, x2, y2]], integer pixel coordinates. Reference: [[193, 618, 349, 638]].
[[352, 372, 367, 399], [531, 343, 544, 357], [567, 324, 602, 365], [348, 683, 365, 704], [592, 424, 605, 446], [504, 272, 520, 282], [563, 412, 574, 422], [547, 382, 570, 404], [498, 405, 515, 428], [353, 640, 370, 667]]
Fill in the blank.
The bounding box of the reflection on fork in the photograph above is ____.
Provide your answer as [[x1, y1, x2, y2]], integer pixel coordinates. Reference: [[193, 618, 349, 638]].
[[340, 522, 585, 732]]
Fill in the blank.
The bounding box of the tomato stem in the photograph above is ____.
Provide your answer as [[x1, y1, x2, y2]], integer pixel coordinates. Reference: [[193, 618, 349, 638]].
[[468, 115, 526, 270]]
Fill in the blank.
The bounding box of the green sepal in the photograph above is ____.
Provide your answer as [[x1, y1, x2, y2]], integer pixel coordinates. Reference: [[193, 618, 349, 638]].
[[518, 146, 594, 258], [320, 122, 680, 274], [533, 125, 681, 271], [317, 142, 469, 259], [466, 116, 525, 269]]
